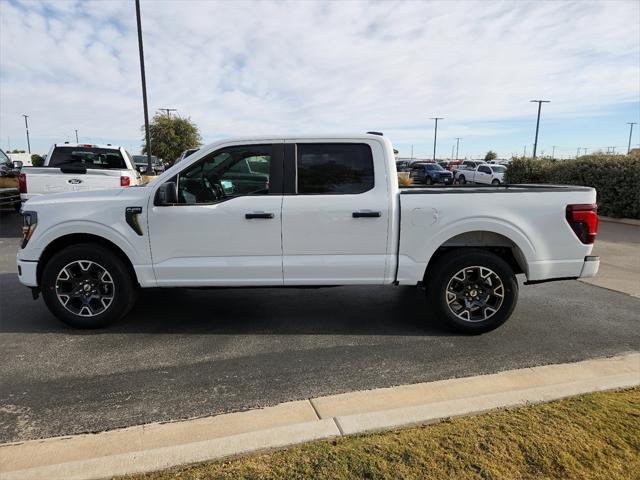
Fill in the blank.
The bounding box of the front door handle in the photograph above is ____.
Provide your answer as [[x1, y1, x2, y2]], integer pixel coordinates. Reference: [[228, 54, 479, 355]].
[[245, 212, 275, 219], [352, 211, 381, 218]]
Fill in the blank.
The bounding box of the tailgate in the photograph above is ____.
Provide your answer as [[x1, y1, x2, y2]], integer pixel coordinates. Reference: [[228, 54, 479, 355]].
[[26, 168, 124, 195]]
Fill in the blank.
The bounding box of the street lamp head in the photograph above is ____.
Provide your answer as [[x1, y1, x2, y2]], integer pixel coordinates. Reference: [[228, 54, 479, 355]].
[[530, 100, 550, 103]]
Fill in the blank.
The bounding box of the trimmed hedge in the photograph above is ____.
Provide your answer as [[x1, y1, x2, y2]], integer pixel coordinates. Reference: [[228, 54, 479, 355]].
[[505, 155, 640, 219]]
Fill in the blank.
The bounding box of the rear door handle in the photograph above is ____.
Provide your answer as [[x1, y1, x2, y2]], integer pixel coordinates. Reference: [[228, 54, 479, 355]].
[[352, 211, 381, 218], [245, 212, 275, 219]]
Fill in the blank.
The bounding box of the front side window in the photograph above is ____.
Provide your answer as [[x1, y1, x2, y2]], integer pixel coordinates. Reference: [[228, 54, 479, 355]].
[[177, 145, 272, 204], [478, 166, 491, 174], [297, 143, 374, 194]]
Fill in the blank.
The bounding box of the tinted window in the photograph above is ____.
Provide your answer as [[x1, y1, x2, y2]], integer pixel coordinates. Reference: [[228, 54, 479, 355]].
[[478, 166, 491, 174], [425, 163, 443, 171], [177, 145, 272, 204], [297, 143, 374, 194], [49, 147, 126, 169]]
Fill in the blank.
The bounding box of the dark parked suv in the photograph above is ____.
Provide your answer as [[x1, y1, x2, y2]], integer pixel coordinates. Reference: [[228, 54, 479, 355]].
[[409, 162, 454, 185]]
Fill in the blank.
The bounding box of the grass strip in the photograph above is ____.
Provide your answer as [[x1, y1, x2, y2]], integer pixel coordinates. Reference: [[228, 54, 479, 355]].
[[122, 388, 639, 480]]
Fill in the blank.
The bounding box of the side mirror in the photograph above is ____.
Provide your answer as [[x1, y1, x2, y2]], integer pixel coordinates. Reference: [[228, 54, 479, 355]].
[[12, 160, 23, 169], [155, 181, 178, 206]]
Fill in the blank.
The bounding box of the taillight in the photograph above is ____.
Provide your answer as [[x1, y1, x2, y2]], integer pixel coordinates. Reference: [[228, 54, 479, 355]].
[[18, 173, 27, 193], [566, 203, 598, 244], [120, 175, 131, 187]]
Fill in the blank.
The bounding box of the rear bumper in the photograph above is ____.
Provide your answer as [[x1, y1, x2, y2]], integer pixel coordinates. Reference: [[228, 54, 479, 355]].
[[579, 255, 600, 278], [524, 255, 599, 285]]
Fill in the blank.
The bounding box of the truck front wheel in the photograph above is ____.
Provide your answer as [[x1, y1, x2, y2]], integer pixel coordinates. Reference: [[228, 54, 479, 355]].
[[41, 243, 138, 328], [425, 249, 518, 333]]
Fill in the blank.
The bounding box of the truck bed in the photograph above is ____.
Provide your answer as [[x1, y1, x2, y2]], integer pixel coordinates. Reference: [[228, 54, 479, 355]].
[[396, 183, 597, 285]]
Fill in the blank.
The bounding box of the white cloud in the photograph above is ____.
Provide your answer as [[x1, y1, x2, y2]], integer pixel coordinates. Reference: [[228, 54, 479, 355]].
[[0, 0, 638, 155]]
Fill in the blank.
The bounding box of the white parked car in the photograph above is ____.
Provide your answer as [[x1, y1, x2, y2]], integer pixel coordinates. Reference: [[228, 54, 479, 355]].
[[17, 134, 599, 333], [457, 164, 507, 185], [18, 143, 141, 202]]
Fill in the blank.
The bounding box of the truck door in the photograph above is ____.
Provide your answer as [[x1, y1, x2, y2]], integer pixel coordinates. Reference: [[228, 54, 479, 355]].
[[281, 141, 390, 285], [476, 165, 492, 184], [147, 142, 284, 286]]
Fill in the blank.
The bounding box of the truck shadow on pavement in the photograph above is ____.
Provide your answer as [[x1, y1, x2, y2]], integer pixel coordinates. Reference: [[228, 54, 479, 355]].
[[0, 273, 450, 335]]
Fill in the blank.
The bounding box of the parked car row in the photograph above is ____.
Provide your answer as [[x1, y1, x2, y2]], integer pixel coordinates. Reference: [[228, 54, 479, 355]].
[[132, 155, 165, 174], [397, 158, 506, 185]]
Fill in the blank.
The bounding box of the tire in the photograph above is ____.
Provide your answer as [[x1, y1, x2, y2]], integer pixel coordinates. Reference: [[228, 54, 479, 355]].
[[41, 243, 138, 328], [425, 249, 518, 334], [492, 179, 500, 185], [458, 175, 466, 184]]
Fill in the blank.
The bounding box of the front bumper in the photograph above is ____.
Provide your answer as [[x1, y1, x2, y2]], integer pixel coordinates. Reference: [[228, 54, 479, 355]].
[[579, 255, 600, 278], [17, 255, 38, 287]]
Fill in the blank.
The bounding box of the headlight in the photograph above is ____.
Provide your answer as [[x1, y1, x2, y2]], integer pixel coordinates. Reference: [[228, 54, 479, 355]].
[[21, 211, 37, 248]]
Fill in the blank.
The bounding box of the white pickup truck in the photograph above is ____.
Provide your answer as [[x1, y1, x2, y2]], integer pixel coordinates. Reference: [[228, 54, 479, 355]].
[[18, 143, 141, 202], [455, 163, 506, 185], [17, 134, 599, 332]]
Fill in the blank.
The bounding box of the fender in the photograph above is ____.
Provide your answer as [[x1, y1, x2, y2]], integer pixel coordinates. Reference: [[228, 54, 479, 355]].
[[398, 215, 536, 284], [29, 219, 150, 268]]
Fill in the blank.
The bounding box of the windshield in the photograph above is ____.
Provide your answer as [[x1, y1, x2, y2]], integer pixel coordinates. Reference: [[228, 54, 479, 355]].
[[425, 163, 444, 171], [49, 147, 126, 169], [492, 165, 507, 173]]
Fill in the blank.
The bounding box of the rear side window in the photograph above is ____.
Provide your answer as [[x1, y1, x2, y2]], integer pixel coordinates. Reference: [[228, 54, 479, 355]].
[[49, 147, 126, 169], [297, 143, 374, 194]]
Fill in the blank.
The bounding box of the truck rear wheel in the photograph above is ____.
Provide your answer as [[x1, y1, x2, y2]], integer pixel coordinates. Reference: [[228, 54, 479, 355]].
[[41, 243, 138, 328], [425, 249, 518, 333]]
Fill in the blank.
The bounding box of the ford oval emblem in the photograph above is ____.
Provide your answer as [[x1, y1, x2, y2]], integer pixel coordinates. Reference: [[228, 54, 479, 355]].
[[68, 178, 83, 185]]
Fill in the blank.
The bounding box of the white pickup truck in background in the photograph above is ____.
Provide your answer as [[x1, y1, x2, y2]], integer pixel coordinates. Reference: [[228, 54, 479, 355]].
[[17, 134, 599, 333], [19, 143, 141, 202], [455, 163, 507, 184]]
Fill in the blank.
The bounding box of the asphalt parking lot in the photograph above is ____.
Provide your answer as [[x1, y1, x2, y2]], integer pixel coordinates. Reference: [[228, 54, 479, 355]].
[[0, 209, 638, 444]]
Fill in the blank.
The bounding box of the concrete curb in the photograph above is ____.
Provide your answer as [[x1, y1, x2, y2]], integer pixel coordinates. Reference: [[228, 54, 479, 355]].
[[1, 353, 638, 480], [599, 216, 640, 227]]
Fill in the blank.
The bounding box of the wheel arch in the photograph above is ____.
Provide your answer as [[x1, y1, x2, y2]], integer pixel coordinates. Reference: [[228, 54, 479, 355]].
[[37, 233, 139, 287], [422, 229, 530, 284]]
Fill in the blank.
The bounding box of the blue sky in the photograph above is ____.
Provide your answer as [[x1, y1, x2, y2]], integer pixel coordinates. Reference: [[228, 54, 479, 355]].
[[1, 0, 639, 159]]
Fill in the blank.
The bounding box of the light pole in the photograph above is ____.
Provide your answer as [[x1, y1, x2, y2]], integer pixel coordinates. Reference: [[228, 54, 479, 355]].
[[523, 145, 527, 157], [135, 0, 153, 175], [627, 122, 637, 154], [22, 114, 31, 154], [530, 99, 550, 159], [75, 129, 79, 143], [455, 137, 461, 160], [430, 117, 443, 162], [551, 145, 556, 159]]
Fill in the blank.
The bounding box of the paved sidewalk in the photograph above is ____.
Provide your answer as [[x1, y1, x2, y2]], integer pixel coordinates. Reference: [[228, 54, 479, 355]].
[[1, 353, 638, 480], [582, 220, 640, 297]]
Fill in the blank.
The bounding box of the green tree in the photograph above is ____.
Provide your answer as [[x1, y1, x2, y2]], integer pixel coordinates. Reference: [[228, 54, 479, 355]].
[[31, 154, 45, 167], [484, 150, 497, 161], [142, 113, 202, 165], [10, 149, 26, 154]]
